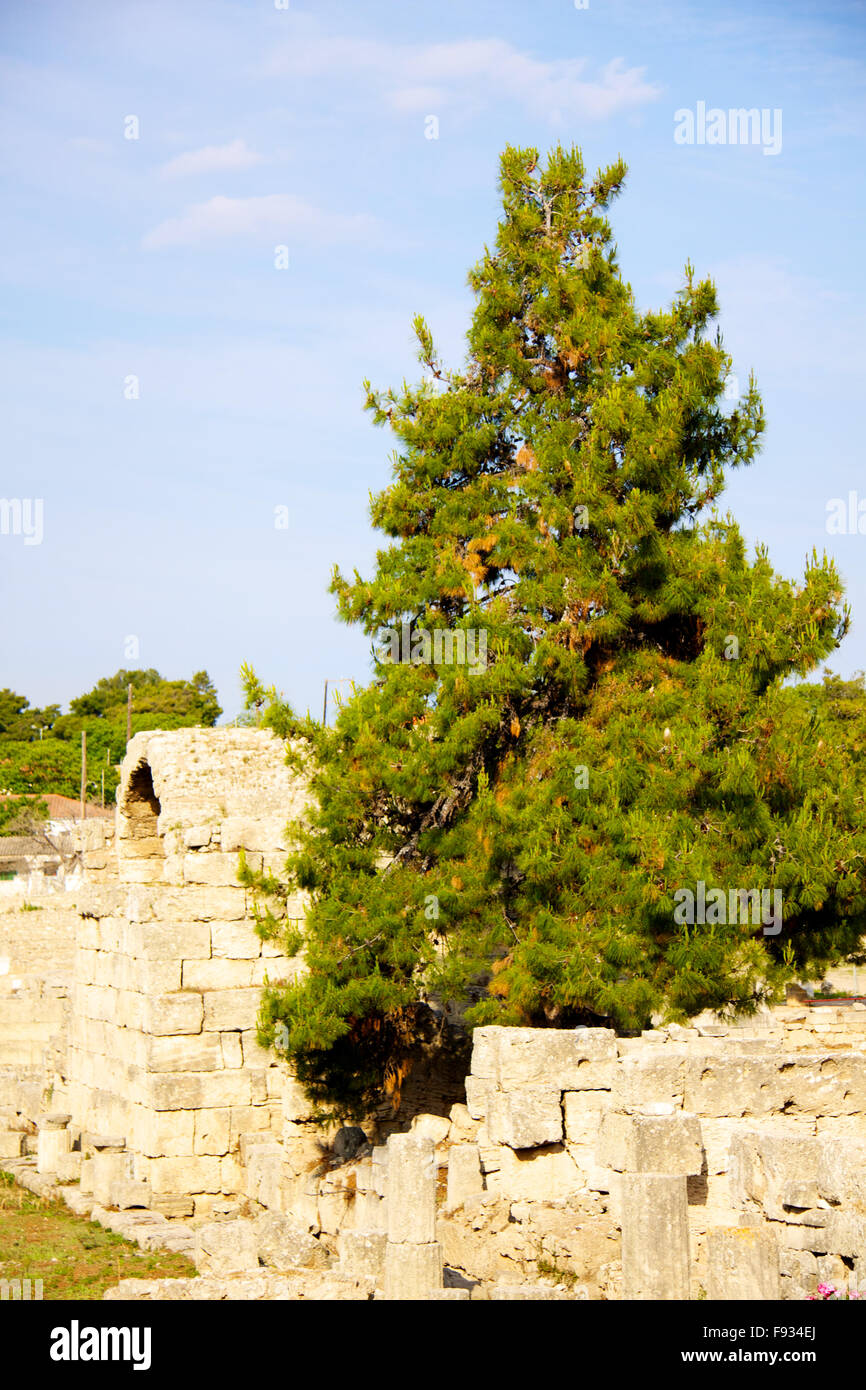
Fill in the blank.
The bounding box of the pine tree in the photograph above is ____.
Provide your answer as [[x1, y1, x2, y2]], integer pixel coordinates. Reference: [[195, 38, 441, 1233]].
[[247, 144, 862, 1117]]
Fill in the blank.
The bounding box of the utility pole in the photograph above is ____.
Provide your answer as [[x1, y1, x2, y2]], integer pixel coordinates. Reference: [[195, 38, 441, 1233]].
[[100, 768, 105, 810], [126, 682, 133, 748], [322, 680, 328, 726], [79, 731, 87, 821]]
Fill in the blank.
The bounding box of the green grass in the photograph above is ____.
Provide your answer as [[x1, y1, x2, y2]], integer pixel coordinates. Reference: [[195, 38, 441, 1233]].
[[0, 1170, 196, 1299]]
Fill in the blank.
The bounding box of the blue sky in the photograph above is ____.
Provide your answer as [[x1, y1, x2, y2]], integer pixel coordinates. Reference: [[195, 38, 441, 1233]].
[[1, 0, 864, 722]]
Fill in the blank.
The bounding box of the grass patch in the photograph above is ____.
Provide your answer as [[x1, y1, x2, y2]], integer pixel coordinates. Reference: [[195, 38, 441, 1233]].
[[0, 1170, 196, 1299]]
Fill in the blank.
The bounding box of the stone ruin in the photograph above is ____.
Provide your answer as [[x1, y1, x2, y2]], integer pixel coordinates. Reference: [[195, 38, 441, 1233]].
[[1, 726, 865, 1299]]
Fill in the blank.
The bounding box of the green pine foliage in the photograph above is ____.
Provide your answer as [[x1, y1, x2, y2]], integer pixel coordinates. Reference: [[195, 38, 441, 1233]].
[[246, 144, 862, 1118]]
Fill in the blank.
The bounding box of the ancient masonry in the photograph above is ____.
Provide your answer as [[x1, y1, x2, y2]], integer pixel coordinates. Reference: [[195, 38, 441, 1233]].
[[1, 727, 865, 1299]]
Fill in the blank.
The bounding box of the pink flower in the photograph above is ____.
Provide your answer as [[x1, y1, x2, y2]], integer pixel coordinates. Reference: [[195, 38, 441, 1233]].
[[817, 1282, 837, 1298]]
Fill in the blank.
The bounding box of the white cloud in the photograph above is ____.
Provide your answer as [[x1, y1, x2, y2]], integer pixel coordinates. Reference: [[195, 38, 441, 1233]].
[[263, 35, 660, 122], [142, 193, 377, 250], [159, 138, 265, 178]]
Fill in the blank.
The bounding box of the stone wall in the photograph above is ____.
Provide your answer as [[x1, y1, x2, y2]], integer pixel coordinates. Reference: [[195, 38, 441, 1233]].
[[1, 723, 864, 1300]]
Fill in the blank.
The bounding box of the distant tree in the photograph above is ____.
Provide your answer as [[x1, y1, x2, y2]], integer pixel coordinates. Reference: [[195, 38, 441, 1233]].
[[0, 689, 60, 742]]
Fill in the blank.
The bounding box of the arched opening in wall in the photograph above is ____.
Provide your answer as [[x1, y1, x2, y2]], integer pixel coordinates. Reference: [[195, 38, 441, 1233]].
[[123, 762, 163, 848]]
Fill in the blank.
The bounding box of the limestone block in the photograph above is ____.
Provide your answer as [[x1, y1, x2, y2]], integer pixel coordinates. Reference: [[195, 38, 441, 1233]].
[[183, 852, 246, 888], [472, 1025, 616, 1089], [563, 1090, 612, 1146], [612, 1052, 688, 1111], [699, 1118, 744, 1176], [211, 921, 261, 959], [780, 1248, 820, 1300], [410, 1113, 451, 1145], [177, 886, 247, 922], [132, 1106, 195, 1159], [447, 1103, 477, 1143], [386, 1133, 437, 1244], [220, 1154, 245, 1194], [621, 1174, 690, 1300], [147, 1070, 252, 1111], [487, 1088, 563, 1149], [778, 1055, 866, 1117], [184, 826, 212, 849], [134, 960, 183, 994], [110, 1178, 152, 1210], [338, 1229, 387, 1280], [92, 1152, 133, 1206], [818, 1139, 866, 1207], [246, 1144, 285, 1210], [116, 990, 146, 1031], [464, 1076, 491, 1121], [596, 1112, 703, 1176], [446, 1144, 484, 1211], [729, 1131, 821, 1219], [241, 1030, 272, 1067], [37, 1125, 71, 1174], [194, 1108, 231, 1157], [0, 1131, 24, 1158], [684, 1056, 780, 1117], [194, 1220, 259, 1275], [383, 1241, 443, 1299], [220, 817, 289, 854], [371, 1145, 388, 1197], [151, 1194, 195, 1219], [147, 1033, 222, 1073], [56, 1151, 83, 1183], [201, 987, 261, 1032], [183, 959, 255, 992], [255, 1212, 330, 1271], [218, 1032, 242, 1068], [146, 992, 203, 1036], [79, 1157, 95, 1194], [485, 1144, 582, 1203], [823, 1209, 866, 1260], [149, 1156, 223, 1195], [706, 1226, 781, 1300]]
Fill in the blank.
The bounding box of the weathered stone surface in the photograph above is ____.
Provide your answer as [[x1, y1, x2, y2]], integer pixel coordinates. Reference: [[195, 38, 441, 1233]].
[[202, 988, 261, 1032], [596, 1112, 703, 1176], [729, 1131, 821, 1219], [254, 1212, 330, 1271], [110, 1178, 152, 1210], [818, 1138, 866, 1207], [0, 1131, 24, 1158], [194, 1219, 259, 1275], [464, 1076, 491, 1121], [383, 1241, 443, 1299], [36, 1125, 70, 1174], [410, 1113, 451, 1145], [446, 1144, 484, 1211], [486, 1144, 582, 1203], [707, 1226, 781, 1300], [338, 1229, 387, 1280], [385, 1133, 437, 1245], [487, 1088, 563, 1149], [146, 1034, 222, 1073], [621, 1174, 690, 1300], [91, 1151, 132, 1205], [684, 1056, 780, 1117], [146, 992, 203, 1036], [472, 1026, 615, 1089]]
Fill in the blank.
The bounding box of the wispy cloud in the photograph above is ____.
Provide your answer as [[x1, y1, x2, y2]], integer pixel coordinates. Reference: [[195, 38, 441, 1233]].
[[159, 138, 265, 178], [142, 193, 377, 250], [263, 35, 661, 121]]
